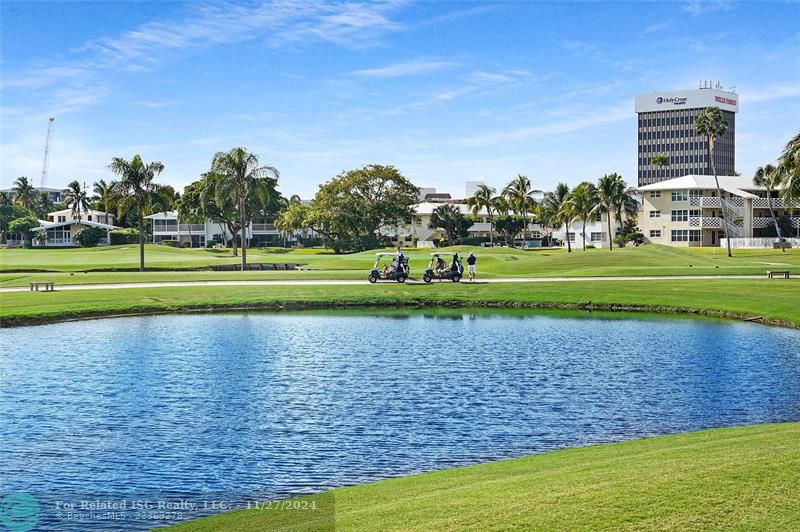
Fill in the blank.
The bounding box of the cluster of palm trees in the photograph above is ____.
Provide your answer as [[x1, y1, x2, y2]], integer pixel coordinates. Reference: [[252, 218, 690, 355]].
[[7, 147, 279, 272], [466, 174, 541, 246], [467, 173, 638, 251], [750, 131, 800, 253]]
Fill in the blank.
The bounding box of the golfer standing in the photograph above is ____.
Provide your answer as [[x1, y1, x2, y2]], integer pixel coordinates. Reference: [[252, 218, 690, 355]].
[[467, 252, 477, 282]]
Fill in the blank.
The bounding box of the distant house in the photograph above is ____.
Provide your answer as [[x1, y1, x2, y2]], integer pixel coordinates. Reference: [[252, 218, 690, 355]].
[[145, 211, 285, 248], [28, 209, 118, 247]]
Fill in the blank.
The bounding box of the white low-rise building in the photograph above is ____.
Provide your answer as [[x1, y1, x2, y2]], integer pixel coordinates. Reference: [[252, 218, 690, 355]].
[[388, 202, 545, 248], [145, 211, 285, 247], [23, 209, 118, 247], [638, 175, 800, 247]]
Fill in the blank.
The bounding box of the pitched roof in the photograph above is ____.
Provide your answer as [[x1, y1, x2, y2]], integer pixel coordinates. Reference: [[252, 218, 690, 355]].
[[638, 174, 760, 198], [32, 219, 119, 231]]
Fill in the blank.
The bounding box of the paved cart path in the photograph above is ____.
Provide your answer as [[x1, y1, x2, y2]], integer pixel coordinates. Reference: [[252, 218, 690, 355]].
[[0, 274, 776, 292]]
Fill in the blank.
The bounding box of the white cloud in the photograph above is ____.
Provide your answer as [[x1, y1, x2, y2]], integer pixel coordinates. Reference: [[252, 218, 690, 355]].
[[683, 0, 732, 16], [451, 102, 631, 147], [741, 84, 800, 104], [351, 60, 456, 78]]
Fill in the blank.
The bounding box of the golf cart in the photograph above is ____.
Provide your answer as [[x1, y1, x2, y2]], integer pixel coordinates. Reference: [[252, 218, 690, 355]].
[[368, 252, 410, 283], [423, 252, 463, 283]]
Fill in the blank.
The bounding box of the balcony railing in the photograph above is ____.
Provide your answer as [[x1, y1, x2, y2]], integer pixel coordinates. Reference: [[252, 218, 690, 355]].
[[752, 198, 800, 209], [251, 223, 277, 233]]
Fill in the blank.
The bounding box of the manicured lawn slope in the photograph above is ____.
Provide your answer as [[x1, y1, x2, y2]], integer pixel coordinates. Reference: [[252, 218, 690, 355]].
[[165, 422, 800, 531], [2, 244, 800, 278], [2, 279, 798, 327]]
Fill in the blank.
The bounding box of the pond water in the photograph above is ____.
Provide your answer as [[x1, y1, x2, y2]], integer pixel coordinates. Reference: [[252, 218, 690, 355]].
[[2, 310, 800, 529]]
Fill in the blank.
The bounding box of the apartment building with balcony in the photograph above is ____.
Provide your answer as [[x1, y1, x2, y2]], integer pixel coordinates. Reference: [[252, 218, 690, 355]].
[[639, 175, 800, 247], [144, 211, 284, 247]]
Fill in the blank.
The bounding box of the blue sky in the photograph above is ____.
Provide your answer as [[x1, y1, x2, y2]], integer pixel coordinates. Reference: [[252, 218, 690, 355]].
[[2, 0, 799, 198]]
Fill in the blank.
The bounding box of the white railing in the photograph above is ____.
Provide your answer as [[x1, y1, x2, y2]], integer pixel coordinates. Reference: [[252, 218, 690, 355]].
[[721, 197, 743, 218], [721, 237, 800, 249], [469, 222, 492, 232], [753, 198, 800, 209], [689, 217, 723, 228], [178, 224, 206, 232], [752, 218, 772, 229], [251, 223, 277, 233], [690, 197, 720, 208]]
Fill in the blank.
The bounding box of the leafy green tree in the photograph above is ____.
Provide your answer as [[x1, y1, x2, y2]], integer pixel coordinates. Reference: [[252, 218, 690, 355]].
[[753, 164, 786, 252], [284, 165, 418, 253], [211, 147, 279, 269], [0, 193, 29, 244], [196, 173, 244, 255], [12, 177, 37, 211], [73, 226, 106, 247], [109, 154, 166, 271], [63, 181, 90, 222], [492, 215, 525, 247], [651, 153, 669, 182], [428, 204, 471, 245], [8, 215, 40, 247], [567, 182, 599, 251], [695, 107, 731, 257], [466, 184, 497, 246]]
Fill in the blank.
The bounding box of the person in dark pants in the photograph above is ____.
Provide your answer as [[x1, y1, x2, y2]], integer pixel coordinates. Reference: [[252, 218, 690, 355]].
[[466, 252, 477, 282]]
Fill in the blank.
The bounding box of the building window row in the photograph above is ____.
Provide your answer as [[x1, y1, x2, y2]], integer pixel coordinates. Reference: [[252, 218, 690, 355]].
[[671, 230, 702, 242]]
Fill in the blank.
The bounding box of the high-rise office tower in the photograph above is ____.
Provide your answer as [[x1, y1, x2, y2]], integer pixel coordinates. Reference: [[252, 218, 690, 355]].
[[635, 84, 738, 186]]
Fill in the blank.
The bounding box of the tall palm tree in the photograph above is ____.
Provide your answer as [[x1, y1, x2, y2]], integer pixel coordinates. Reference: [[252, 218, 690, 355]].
[[779, 130, 800, 199], [109, 154, 166, 271], [606, 173, 639, 249], [93, 179, 113, 243], [548, 183, 573, 252], [596, 174, 618, 251], [12, 176, 37, 211], [568, 182, 599, 251], [503, 174, 540, 246], [63, 181, 90, 223], [753, 164, 785, 252], [466, 184, 497, 246], [211, 147, 279, 270], [651, 153, 669, 182], [695, 107, 731, 257]]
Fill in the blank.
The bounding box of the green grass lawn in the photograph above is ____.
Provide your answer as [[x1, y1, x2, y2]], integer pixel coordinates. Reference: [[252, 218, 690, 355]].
[[2, 278, 798, 327], [1, 244, 799, 286], [164, 422, 800, 531]]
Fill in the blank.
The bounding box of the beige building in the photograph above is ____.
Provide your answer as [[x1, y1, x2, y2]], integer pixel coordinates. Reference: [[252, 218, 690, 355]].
[[639, 175, 800, 247]]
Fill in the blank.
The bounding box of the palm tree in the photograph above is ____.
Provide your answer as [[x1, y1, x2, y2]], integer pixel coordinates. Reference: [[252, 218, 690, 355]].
[[651, 153, 669, 182], [548, 183, 573, 252], [63, 181, 90, 223], [596, 174, 618, 251], [779, 130, 800, 199], [503, 174, 540, 246], [93, 179, 113, 243], [12, 177, 37, 211], [695, 107, 732, 257], [605, 173, 639, 249], [753, 164, 786, 252], [466, 184, 497, 246], [211, 147, 279, 271], [568, 182, 599, 251], [109, 155, 166, 271]]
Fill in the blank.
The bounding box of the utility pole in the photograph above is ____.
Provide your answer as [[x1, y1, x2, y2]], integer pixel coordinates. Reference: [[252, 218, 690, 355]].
[[40, 117, 55, 189]]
